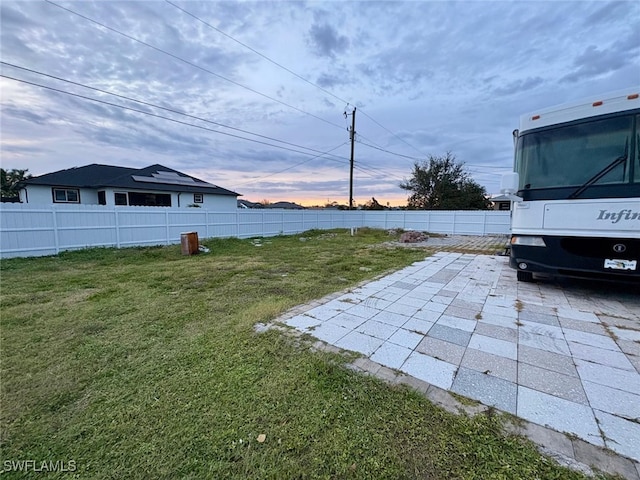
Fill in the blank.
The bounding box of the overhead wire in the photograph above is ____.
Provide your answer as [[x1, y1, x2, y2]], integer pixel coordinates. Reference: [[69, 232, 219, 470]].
[[43, 0, 346, 132], [233, 142, 349, 187], [165, 0, 348, 107], [44, 0, 435, 187], [163, 0, 429, 158], [357, 138, 508, 175], [2, 65, 406, 190], [0, 61, 347, 160], [1, 74, 350, 162]]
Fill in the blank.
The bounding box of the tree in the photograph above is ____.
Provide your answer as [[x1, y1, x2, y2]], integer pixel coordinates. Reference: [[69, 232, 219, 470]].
[[399, 152, 492, 210], [1, 168, 32, 198]]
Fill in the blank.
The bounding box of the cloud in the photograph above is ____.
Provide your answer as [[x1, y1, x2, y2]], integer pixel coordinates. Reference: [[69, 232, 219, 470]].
[[561, 41, 633, 83], [492, 77, 545, 96], [307, 22, 349, 58], [0, 105, 54, 125], [316, 72, 350, 88]]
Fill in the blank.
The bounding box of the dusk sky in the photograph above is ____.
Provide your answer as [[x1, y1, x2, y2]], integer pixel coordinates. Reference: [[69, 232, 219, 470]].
[[1, 1, 638, 206]]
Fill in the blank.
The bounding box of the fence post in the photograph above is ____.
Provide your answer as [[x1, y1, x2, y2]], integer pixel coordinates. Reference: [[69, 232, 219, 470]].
[[52, 207, 60, 254], [165, 210, 170, 245], [115, 209, 120, 248]]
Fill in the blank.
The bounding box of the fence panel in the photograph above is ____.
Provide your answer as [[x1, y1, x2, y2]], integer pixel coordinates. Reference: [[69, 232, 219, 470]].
[[0, 204, 510, 258]]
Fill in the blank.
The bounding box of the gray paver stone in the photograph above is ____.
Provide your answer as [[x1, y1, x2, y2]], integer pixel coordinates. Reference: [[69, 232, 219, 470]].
[[572, 438, 640, 480]]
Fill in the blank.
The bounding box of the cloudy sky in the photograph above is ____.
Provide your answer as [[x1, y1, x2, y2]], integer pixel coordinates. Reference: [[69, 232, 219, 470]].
[[1, 1, 638, 206]]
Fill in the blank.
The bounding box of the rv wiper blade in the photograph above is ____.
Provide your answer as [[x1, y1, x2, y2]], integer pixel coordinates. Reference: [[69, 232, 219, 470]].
[[568, 154, 627, 199]]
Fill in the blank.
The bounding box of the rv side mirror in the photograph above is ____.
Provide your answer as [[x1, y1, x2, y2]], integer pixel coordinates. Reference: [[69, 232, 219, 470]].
[[500, 172, 523, 202], [501, 172, 519, 195]]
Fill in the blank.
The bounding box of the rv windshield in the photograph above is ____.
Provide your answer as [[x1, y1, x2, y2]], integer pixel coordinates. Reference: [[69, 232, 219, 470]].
[[515, 114, 635, 191]]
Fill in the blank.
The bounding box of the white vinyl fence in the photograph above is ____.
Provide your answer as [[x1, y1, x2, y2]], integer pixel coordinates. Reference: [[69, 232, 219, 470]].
[[0, 204, 510, 259]]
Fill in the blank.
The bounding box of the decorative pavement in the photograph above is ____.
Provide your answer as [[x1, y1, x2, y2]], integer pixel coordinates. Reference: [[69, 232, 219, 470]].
[[271, 237, 640, 479]]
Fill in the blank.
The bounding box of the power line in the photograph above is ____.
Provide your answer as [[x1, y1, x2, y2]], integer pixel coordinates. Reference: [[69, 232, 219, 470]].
[[358, 139, 426, 162], [163, 0, 428, 158], [233, 142, 349, 187], [1, 74, 350, 162], [358, 138, 507, 173], [0, 61, 346, 160], [165, 0, 348, 107], [354, 163, 405, 182], [43, 0, 345, 132], [2, 67, 407, 187], [357, 109, 428, 158]]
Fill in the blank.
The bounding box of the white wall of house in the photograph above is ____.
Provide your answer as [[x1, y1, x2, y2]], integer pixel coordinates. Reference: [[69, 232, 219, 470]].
[[21, 185, 99, 204], [178, 192, 237, 210], [20, 185, 237, 210]]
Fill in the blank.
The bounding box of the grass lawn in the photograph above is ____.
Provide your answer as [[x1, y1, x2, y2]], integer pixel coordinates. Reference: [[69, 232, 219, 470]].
[[0, 229, 605, 479]]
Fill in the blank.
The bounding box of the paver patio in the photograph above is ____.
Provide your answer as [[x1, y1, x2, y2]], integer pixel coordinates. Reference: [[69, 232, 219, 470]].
[[280, 250, 640, 476]]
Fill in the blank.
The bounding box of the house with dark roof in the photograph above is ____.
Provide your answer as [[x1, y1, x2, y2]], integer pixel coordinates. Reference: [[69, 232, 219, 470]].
[[265, 201, 305, 210], [237, 199, 264, 209], [490, 194, 512, 211], [19, 164, 240, 210]]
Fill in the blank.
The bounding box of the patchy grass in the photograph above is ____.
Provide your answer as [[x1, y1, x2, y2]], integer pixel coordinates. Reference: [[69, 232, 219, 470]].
[[1, 229, 603, 479]]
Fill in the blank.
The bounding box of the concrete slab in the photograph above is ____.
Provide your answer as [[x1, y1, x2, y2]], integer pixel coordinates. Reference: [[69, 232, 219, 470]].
[[518, 330, 571, 356], [474, 322, 518, 342], [355, 319, 399, 340], [370, 341, 413, 370], [517, 386, 603, 446], [309, 322, 351, 344], [401, 351, 457, 390], [387, 328, 423, 350], [335, 330, 384, 356], [402, 317, 435, 335], [451, 367, 517, 414], [518, 344, 578, 377], [428, 324, 472, 347], [583, 380, 640, 420], [370, 310, 410, 327], [596, 410, 640, 462], [468, 333, 517, 360], [326, 312, 367, 330], [575, 359, 640, 395], [564, 328, 620, 351], [435, 314, 477, 332], [517, 363, 588, 404], [460, 348, 517, 382], [416, 336, 466, 365], [519, 310, 560, 326], [569, 341, 636, 371]]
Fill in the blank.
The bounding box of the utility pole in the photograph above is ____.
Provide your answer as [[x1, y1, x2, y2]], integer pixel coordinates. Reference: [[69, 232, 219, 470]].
[[347, 107, 356, 210]]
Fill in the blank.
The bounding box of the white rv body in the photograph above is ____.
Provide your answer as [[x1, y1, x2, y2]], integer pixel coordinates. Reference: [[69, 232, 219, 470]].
[[506, 89, 640, 281]]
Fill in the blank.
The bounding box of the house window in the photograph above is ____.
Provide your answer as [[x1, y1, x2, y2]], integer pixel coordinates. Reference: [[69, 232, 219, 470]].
[[98, 191, 106, 205], [128, 192, 171, 207], [52, 188, 80, 203], [114, 192, 128, 205], [193, 193, 203, 203]]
